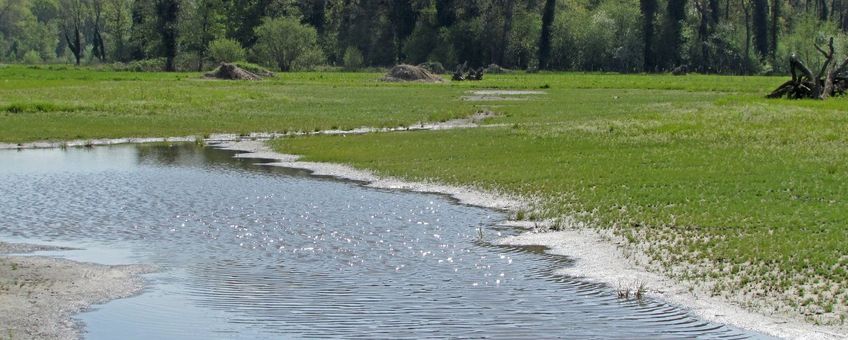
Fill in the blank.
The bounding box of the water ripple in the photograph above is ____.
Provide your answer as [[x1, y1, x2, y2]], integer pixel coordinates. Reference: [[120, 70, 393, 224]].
[[0, 145, 766, 339]]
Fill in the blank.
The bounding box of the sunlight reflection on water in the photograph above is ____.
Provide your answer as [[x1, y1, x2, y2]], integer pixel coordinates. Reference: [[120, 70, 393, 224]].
[[0, 145, 765, 339]]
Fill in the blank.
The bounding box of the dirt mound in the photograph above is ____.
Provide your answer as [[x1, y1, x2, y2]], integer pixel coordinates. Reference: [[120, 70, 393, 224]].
[[205, 63, 262, 80], [382, 64, 443, 82]]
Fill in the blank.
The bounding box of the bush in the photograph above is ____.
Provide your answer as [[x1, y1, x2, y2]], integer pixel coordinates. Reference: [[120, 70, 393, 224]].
[[292, 47, 325, 71], [253, 17, 320, 71], [209, 38, 246, 64], [342, 47, 364, 70], [22, 50, 42, 64]]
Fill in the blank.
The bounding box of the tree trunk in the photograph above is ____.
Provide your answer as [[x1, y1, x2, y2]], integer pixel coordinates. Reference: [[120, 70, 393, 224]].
[[753, 0, 769, 58], [64, 27, 82, 66], [157, 0, 180, 72], [743, 1, 751, 72], [538, 0, 556, 69], [640, 0, 658, 72], [771, 0, 780, 60], [496, 0, 514, 66]]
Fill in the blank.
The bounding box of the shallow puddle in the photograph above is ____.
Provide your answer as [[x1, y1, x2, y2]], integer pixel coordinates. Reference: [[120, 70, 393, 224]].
[[0, 145, 767, 339]]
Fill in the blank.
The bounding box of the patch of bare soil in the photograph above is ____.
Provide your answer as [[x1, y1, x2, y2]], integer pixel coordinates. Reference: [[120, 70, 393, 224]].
[[0, 242, 153, 340]]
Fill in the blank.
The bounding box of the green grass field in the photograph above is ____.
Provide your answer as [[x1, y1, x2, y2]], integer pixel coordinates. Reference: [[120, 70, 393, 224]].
[[2, 65, 846, 322]]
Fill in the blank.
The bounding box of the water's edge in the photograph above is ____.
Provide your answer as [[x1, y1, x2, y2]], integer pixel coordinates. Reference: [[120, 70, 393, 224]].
[[217, 139, 843, 340], [0, 241, 153, 340], [1, 137, 839, 339]]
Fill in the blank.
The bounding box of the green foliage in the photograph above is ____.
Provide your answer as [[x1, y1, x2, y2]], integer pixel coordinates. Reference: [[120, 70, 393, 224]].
[[291, 46, 325, 71], [21, 50, 41, 64], [505, 7, 541, 69], [775, 14, 845, 74], [402, 6, 439, 64], [4, 0, 848, 73], [252, 16, 320, 72], [342, 46, 363, 70], [208, 38, 245, 63]]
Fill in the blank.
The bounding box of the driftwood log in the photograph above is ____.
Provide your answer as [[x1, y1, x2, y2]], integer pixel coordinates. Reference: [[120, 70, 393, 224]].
[[452, 61, 484, 81], [768, 37, 848, 99]]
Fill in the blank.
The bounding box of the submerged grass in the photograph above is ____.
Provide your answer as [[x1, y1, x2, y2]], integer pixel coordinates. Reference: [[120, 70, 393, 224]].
[[3, 65, 846, 324]]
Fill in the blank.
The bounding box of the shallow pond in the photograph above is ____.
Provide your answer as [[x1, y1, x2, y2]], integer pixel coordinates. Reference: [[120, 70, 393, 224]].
[[0, 144, 765, 339]]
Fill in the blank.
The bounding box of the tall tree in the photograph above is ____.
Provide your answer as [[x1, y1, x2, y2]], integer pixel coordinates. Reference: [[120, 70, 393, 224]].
[[771, 0, 780, 59], [227, 0, 272, 48], [753, 0, 769, 58], [156, 0, 180, 71], [495, 0, 515, 66], [709, 0, 720, 24], [657, 0, 685, 70], [435, 0, 454, 27], [59, 0, 85, 65], [694, 0, 712, 72], [537, 0, 556, 69], [819, 0, 829, 20], [640, 0, 658, 71], [300, 0, 327, 33], [91, 0, 107, 61], [182, 0, 224, 70], [106, 0, 131, 61], [388, 0, 416, 63]]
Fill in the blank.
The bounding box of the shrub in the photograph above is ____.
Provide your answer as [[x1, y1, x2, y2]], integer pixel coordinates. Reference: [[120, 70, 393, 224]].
[[342, 47, 364, 71], [22, 50, 42, 64], [253, 17, 320, 71], [208, 38, 246, 64], [292, 47, 325, 71]]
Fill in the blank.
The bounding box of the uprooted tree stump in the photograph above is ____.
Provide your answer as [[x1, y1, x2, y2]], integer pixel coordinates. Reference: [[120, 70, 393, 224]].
[[768, 37, 848, 100], [452, 61, 484, 81]]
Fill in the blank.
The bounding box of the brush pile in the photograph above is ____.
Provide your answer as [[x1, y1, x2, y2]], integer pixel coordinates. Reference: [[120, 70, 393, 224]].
[[381, 64, 443, 82], [205, 63, 263, 80]]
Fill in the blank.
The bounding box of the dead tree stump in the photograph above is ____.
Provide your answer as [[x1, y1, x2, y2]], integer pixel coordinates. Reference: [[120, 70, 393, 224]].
[[768, 37, 848, 99]]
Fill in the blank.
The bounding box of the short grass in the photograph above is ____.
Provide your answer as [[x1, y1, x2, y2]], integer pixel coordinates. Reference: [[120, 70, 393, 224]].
[[0, 66, 471, 142], [3, 65, 846, 323]]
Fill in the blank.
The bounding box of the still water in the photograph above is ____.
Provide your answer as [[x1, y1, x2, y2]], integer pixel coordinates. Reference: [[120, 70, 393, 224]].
[[0, 144, 763, 339]]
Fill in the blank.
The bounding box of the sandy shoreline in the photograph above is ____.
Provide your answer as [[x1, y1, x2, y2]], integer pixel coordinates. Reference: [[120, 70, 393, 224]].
[[0, 242, 152, 340], [218, 139, 847, 339]]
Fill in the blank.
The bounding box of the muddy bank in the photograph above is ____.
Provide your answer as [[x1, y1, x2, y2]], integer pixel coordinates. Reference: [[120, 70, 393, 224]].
[[219, 139, 846, 340], [0, 242, 152, 340]]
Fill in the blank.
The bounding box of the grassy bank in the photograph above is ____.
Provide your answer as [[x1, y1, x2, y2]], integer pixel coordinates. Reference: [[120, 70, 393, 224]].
[[3, 65, 846, 324]]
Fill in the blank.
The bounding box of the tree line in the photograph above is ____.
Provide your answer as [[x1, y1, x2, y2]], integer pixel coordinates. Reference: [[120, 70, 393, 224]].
[[2, 0, 848, 74]]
